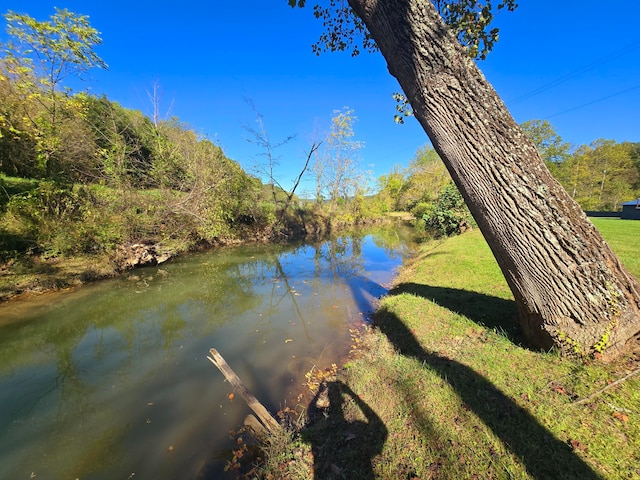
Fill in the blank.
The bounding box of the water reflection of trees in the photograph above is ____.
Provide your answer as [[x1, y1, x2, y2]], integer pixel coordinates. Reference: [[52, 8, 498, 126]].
[[0, 253, 274, 477], [0, 224, 414, 479], [370, 225, 415, 257], [0, 226, 415, 374]]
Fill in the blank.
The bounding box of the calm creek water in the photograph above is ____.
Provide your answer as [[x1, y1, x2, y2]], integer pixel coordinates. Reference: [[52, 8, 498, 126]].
[[0, 225, 417, 479]]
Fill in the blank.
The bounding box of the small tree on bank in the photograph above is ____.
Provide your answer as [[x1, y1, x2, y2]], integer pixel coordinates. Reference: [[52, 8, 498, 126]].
[[323, 107, 365, 210], [2, 8, 107, 179]]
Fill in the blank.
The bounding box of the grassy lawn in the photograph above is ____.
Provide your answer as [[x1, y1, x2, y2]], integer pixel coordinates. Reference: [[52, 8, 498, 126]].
[[262, 220, 640, 479], [591, 217, 640, 276]]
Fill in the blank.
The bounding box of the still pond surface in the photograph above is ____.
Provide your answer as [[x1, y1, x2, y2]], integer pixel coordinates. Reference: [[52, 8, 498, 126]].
[[0, 225, 417, 479]]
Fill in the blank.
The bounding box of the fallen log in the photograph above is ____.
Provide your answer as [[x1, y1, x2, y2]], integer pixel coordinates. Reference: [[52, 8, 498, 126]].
[[207, 348, 281, 434], [243, 414, 268, 437]]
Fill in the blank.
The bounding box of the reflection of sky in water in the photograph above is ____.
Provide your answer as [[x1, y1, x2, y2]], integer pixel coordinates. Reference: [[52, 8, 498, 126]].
[[0, 226, 416, 479]]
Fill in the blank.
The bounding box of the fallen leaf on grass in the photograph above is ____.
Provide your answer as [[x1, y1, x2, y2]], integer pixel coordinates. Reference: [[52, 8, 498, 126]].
[[613, 411, 629, 422], [568, 439, 588, 452]]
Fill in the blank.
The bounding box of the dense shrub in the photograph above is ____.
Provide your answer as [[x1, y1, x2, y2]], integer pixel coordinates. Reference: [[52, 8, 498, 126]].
[[4, 181, 98, 255], [419, 182, 474, 237]]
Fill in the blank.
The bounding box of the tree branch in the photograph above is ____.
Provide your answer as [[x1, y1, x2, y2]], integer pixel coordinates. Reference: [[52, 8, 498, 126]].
[[573, 366, 640, 405]]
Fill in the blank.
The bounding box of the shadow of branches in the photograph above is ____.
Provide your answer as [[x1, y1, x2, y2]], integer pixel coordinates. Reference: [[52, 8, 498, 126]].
[[390, 281, 523, 344], [374, 305, 602, 479]]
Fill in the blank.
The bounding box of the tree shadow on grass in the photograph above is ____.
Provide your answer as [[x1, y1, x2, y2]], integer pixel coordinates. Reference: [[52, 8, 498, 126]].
[[374, 306, 603, 479], [390, 281, 524, 345], [301, 380, 387, 480]]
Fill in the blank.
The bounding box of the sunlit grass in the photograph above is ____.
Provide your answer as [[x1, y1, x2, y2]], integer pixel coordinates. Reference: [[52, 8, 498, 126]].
[[0, 253, 116, 302], [591, 217, 640, 277], [262, 223, 640, 479], [0, 174, 39, 205]]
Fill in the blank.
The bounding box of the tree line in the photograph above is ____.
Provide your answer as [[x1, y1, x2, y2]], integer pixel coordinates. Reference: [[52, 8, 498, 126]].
[[0, 9, 383, 265], [0, 35, 272, 260], [521, 120, 640, 212], [378, 121, 640, 234]]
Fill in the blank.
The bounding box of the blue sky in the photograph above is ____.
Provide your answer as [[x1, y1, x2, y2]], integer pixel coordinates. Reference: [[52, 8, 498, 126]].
[[2, 1, 639, 195]]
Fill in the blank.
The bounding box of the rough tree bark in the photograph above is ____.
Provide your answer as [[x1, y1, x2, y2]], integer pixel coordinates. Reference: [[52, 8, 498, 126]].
[[348, 0, 640, 358]]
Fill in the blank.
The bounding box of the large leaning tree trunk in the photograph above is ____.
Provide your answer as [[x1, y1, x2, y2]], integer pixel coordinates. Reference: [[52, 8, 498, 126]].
[[349, 0, 640, 359]]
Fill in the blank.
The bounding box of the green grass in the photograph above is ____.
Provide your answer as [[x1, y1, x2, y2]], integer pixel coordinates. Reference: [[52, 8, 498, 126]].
[[259, 220, 640, 479], [0, 175, 39, 207], [591, 217, 640, 276]]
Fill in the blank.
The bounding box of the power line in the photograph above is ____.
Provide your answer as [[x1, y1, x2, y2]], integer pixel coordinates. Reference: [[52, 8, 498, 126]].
[[506, 39, 640, 106], [546, 84, 640, 119]]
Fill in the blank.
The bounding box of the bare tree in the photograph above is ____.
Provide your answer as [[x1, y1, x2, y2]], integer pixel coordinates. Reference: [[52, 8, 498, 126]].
[[320, 107, 365, 210]]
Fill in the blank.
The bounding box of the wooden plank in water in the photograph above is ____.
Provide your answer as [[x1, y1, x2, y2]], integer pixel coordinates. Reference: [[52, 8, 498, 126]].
[[207, 348, 281, 434]]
